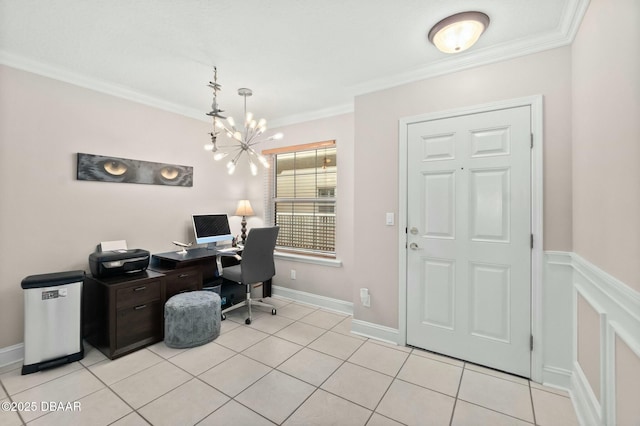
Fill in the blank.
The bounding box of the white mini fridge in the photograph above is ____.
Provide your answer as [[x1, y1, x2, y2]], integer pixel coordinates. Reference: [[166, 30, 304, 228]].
[[21, 270, 85, 375]]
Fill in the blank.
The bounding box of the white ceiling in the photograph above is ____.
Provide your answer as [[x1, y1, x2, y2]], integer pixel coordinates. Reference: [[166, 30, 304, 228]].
[[0, 0, 588, 127]]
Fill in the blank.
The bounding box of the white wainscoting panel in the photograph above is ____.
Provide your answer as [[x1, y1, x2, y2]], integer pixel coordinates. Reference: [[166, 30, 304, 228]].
[[542, 252, 575, 388], [545, 251, 640, 426]]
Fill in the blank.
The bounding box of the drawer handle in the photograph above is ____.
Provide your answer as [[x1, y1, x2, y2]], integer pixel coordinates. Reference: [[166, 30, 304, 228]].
[[133, 286, 147, 292], [178, 274, 190, 278], [134, 304, 147, 310]]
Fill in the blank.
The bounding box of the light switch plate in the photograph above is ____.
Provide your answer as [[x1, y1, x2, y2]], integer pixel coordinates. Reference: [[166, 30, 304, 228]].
[[385, 212, 395, 226]]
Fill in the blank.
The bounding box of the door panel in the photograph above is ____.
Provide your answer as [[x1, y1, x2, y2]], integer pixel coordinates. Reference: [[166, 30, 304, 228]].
[[421, 258, 456, 329], [422, 133, 456, 161], [469, 168, 510, 242], [423, 172, 456, 239], [406, 106, 531, 377], [469, 262, 511, 342]]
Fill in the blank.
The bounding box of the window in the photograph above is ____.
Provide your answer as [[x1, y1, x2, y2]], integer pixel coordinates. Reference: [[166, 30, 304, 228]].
[[264, 140, 337, 257]]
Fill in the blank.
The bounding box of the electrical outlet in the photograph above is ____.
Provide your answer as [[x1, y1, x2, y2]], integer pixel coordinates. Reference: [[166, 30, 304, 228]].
[[290, 269, 296, 280], [360, 288, 371, 307]]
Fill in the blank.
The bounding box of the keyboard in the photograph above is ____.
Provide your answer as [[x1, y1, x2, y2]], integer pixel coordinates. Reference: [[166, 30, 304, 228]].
[[217, 247, 240, 253]]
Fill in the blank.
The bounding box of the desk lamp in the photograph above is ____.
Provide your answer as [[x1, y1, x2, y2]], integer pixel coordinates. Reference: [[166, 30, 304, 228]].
[[235, 200, 254, 244]]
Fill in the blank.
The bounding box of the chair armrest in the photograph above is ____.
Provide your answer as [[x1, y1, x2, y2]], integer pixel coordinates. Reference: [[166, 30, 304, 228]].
[[215, 253, 243, 277]]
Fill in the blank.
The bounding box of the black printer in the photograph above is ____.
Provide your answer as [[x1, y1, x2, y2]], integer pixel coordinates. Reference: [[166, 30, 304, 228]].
[[89, 249, 150, 277]]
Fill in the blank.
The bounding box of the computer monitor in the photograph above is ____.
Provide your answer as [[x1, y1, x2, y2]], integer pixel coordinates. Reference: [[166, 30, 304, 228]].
[[192, 214, 233, 248]]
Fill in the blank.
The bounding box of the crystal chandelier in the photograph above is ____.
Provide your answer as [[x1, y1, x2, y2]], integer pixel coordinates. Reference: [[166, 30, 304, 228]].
[[204, 67, 283, 175]]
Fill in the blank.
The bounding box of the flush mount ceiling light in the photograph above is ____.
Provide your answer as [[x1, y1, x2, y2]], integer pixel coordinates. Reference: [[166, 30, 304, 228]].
[[204, 67, 283, 176], [428, 11, 490, 54]]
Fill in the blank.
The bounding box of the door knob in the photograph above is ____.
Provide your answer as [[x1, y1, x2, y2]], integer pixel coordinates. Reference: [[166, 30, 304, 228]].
[[410, 227, 419, 235], [409, 242, 420, 250]]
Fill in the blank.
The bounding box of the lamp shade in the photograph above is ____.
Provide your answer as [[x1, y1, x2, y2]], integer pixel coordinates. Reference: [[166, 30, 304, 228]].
[[235, 200, 254, 216], [428, 11, 490, 54]]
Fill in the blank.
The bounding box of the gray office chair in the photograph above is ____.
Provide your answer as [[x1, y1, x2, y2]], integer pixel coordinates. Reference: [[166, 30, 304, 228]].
[[220, 226, 279, 324]]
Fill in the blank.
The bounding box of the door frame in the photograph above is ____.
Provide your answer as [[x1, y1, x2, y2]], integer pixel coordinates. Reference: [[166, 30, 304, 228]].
[[397, 95, 544, 382]]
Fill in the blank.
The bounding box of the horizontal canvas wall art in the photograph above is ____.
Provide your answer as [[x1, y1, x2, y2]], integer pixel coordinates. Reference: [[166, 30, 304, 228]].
[[77, 153, 193, 187]]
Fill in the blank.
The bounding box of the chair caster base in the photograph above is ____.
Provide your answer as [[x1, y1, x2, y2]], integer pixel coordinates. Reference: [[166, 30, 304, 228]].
[[245, 318, 251, 325], [221, 314, 226, 321], [272, 308, 277, 315]]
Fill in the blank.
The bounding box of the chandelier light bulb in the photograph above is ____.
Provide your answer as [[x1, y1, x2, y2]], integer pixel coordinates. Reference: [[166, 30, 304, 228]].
[[213, 152, 228, 161], [249, 160, 258, 176], [227, 116, 236, 127], [204, 143, 214, 151], [257, 154, 270, 168], [227, 160, 236, 175]]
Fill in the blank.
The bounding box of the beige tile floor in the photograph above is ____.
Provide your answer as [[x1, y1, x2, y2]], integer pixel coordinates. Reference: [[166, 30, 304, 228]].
[[0, 297, 580, 426]]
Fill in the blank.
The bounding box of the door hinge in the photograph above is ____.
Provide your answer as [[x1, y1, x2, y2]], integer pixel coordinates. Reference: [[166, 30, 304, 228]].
[[530, 133, 534, 149], [530, 334, 534, 351], [530, 234, 534, 249]]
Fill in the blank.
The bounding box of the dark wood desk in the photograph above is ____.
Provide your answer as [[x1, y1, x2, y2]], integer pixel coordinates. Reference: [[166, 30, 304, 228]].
[[83, 248, 272, 360], [150, 247, 272, 299], [83, 270, 165, 359]]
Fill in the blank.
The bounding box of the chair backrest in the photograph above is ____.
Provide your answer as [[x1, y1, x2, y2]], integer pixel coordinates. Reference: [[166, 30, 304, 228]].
[[239, 226, 279, 284]]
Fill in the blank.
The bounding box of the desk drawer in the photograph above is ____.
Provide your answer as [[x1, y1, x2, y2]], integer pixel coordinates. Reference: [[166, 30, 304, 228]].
[[116, 279, 161, 308], [116, 301, 161, 349], [165, 267, 202, 300]]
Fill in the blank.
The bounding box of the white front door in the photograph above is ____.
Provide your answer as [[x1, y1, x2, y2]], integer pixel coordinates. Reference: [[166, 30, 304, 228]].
[[406, 106, 532, 377]]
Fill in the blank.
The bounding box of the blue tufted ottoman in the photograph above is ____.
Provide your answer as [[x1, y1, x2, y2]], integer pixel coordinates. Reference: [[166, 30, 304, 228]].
[[164, 291, 221, 348]]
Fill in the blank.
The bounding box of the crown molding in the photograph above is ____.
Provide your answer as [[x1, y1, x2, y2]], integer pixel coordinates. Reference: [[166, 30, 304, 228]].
[[351, 0, 589, 98], [0, 50, 207, 122], [269, 103, 354, 129], [0, 0, 588, 127]]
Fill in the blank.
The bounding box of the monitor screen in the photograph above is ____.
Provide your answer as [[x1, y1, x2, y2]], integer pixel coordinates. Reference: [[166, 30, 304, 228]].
[[192, 214, 233, 246]]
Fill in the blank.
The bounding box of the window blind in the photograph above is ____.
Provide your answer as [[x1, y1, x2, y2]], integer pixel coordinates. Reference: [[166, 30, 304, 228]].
[[264, 141, 337, 256]]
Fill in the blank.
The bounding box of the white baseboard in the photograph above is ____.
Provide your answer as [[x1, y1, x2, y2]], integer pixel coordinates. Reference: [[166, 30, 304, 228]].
[[572, 362, 602, 426], [271, 286, 403, 346], [541, 365, 573, 390], [272, 285, 353, 315], [0, 343, 23, 369], [351, 319, 400, 345]]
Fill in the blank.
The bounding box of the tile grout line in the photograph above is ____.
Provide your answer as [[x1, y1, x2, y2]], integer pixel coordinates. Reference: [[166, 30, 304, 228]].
[[84, 353, 159, 426], [455, 362, 536, 425], [363, 346, 413, 425], [276, 326, 369, 425], [448, 361, 466, 426], [529, 380, 538, 426], [200, 313, 292, 425], [6, 302, 561, 426], [194, 306, 364, 425]]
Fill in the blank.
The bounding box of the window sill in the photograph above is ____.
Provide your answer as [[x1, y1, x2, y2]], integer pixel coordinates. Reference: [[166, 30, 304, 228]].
[[274, 251, 342, 267]]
